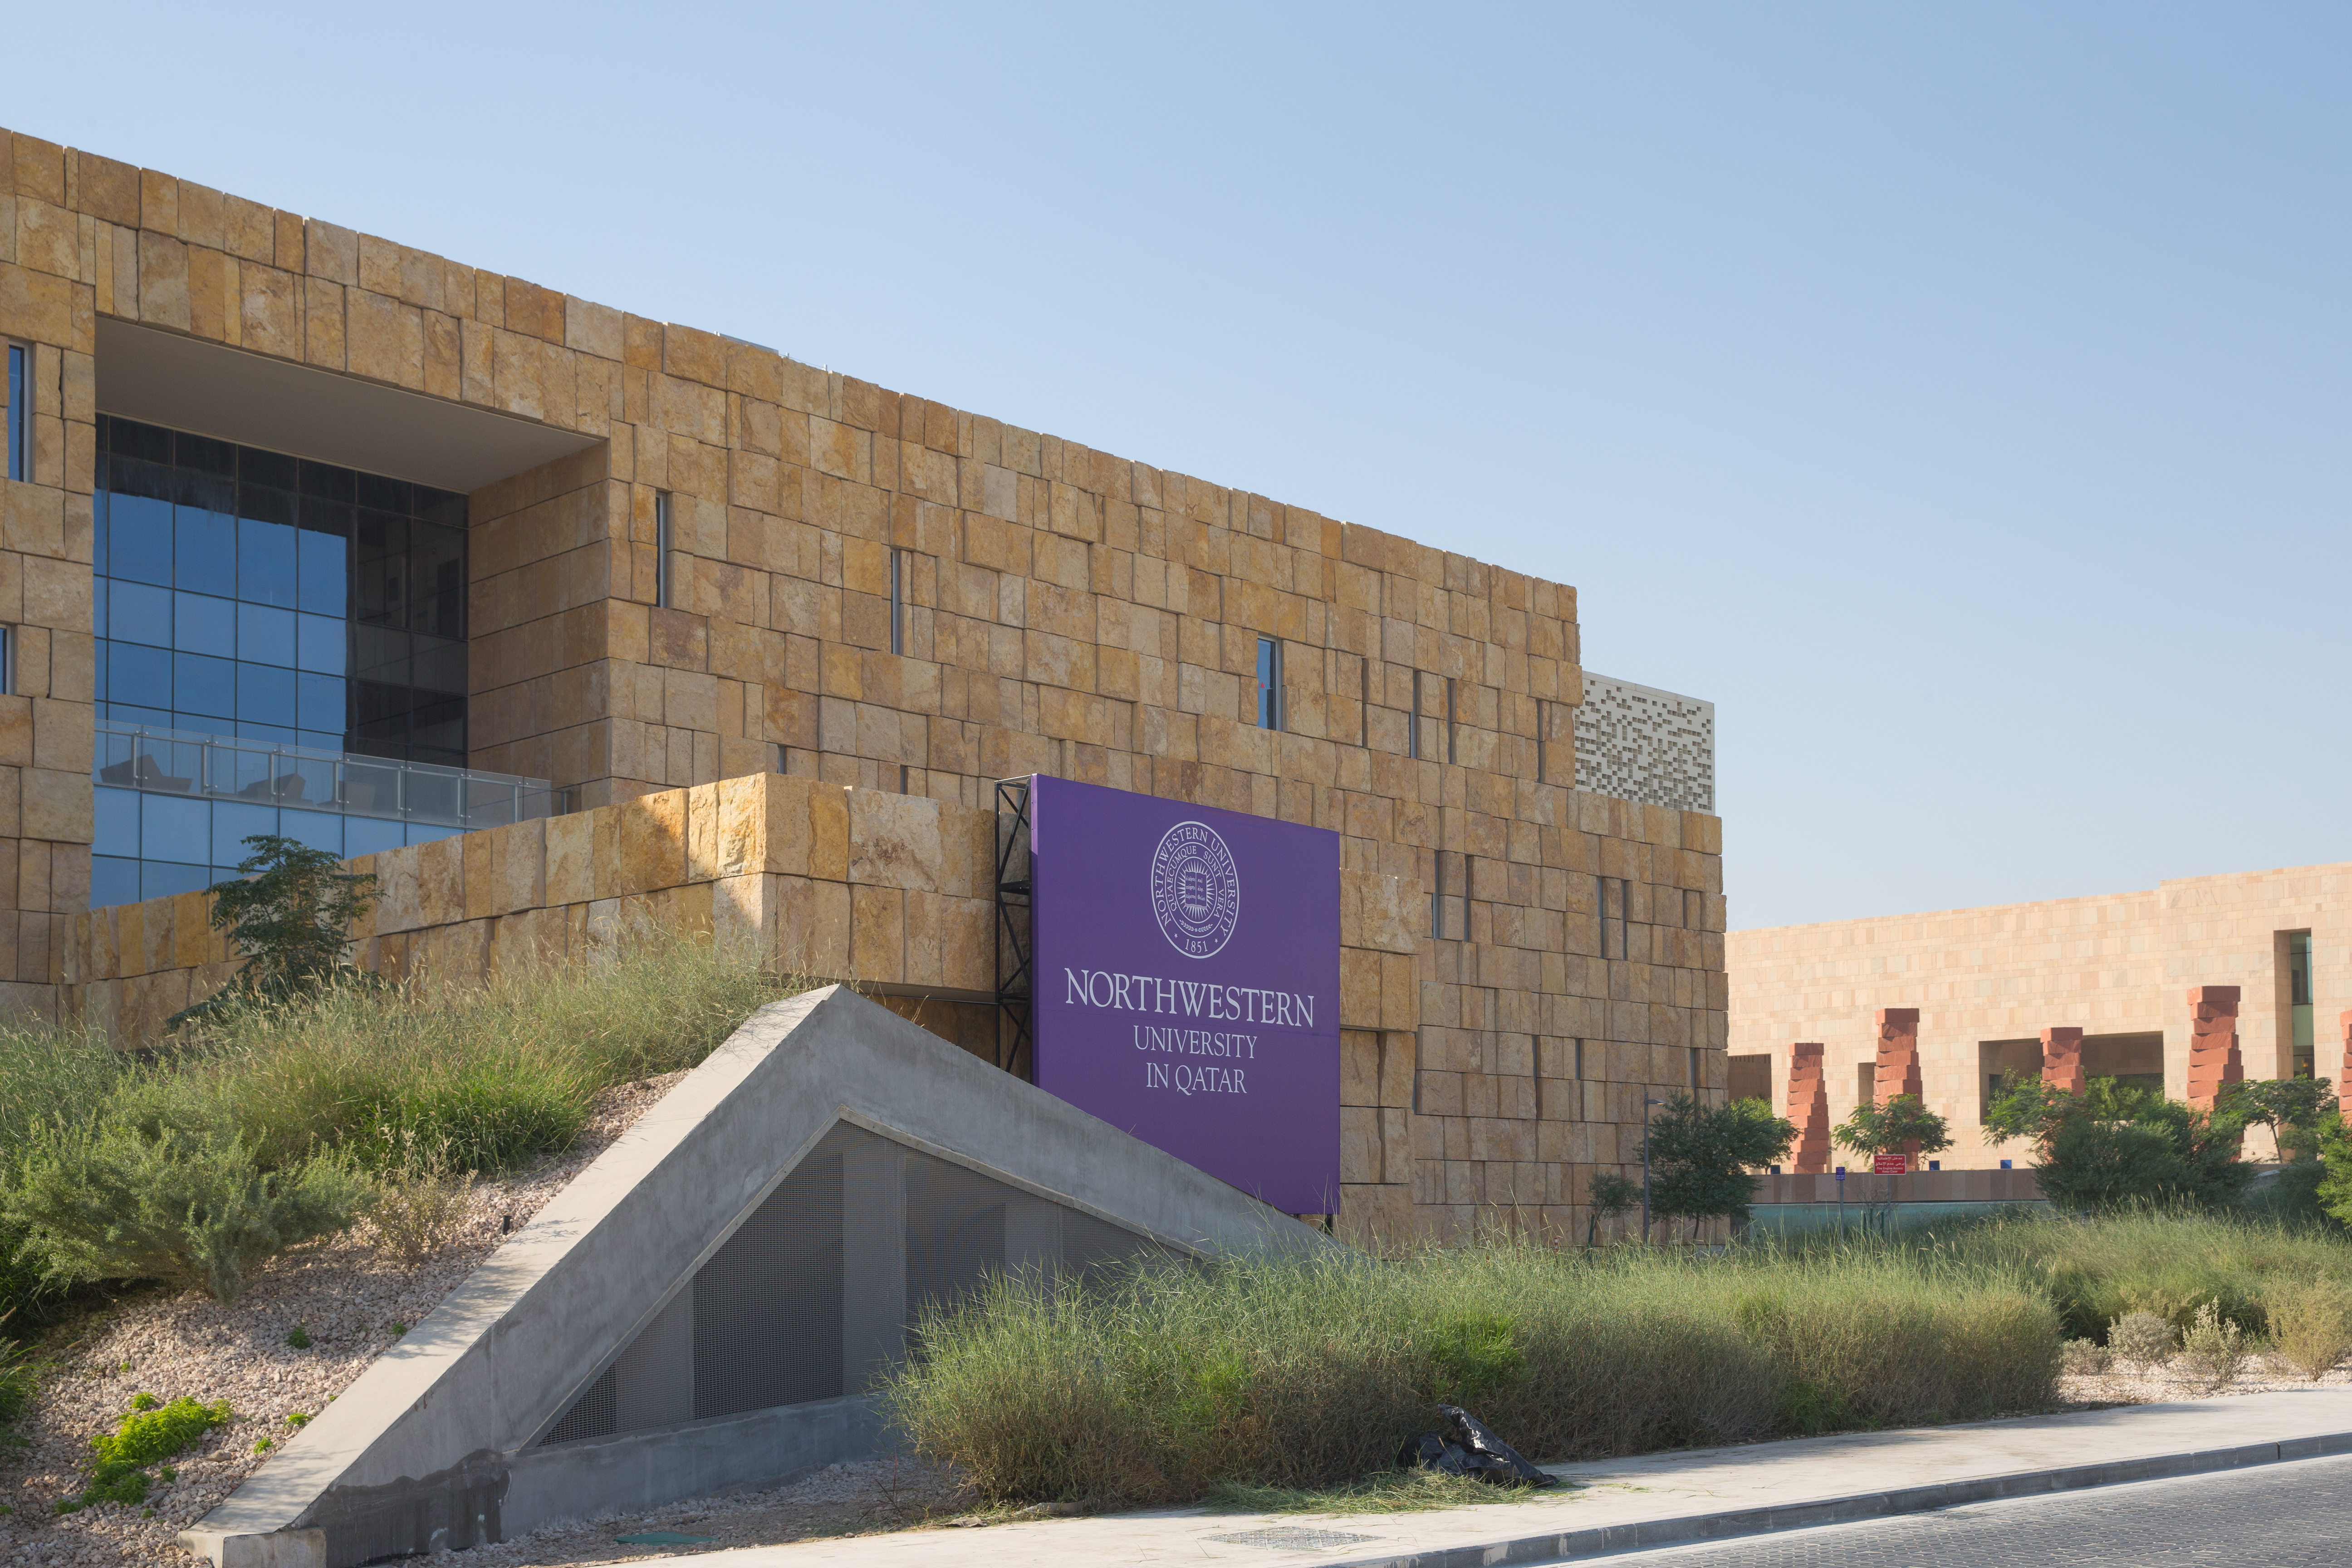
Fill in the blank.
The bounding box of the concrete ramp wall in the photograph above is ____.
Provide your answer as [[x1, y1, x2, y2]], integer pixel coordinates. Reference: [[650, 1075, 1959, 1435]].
[[182, 985, 1323, 1568]]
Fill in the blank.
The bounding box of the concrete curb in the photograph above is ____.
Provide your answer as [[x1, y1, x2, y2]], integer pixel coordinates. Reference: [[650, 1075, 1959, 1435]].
[[1320, 1429, 2352, 1567]]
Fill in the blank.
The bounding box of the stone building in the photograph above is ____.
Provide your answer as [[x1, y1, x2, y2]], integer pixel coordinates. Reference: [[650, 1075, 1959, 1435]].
[[0, 125, 1722, 1240], [1728, 860, 2352, 1170]]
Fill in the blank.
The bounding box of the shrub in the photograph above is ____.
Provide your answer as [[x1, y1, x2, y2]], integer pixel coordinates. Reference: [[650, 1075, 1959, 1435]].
[[57, 1396, 231, 1512], [0, 1125, 367, 1303], [2265, 1277, 2352, 1379], [2107, 1311, 2174, 1370], [2176, 1300, 2246, 1392], [368, 1167, 478, 1265], [2058, 1339, 2110, 1377]]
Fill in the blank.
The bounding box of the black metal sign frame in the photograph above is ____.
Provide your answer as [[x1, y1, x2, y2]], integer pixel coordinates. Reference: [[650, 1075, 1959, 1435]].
[[992, 775, 1034, 1080]]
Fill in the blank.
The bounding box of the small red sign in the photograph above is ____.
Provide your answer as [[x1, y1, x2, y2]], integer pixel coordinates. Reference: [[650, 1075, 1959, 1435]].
[[1872, 1153, 1907, 1174]]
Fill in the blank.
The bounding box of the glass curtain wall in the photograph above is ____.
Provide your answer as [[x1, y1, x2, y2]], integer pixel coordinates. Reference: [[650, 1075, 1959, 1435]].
[[92, 415, 474, 905], [94, 415, 468, 764]]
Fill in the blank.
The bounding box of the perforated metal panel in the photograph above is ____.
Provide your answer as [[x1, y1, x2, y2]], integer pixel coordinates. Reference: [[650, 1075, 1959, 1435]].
[[537, 1121, 1158, 1447]]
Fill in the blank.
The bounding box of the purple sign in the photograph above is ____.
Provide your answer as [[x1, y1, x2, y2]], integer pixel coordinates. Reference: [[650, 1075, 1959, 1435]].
[[1029, 774, 1340, 1214]]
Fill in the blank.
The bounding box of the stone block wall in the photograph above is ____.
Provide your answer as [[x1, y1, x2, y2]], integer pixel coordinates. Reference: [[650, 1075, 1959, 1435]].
[[0, 131, 102, 1015], [1729, 861, 2352, 1166], [8, 122, 1730, 1242]]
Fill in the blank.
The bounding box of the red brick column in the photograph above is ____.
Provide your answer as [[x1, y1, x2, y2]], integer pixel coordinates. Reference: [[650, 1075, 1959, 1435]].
[[2041, 1026, 2084, 1095], [1786, 1041, 1830, 1173], [1874, 1008, 1923, 1103], [2185, 986, 2243, 1109]]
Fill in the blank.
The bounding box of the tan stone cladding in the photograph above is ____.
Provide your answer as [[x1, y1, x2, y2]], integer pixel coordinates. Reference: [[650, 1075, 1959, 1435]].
[[1728, 861, 2352, 1168], [5, 125, 1728, 1241], [0, 130, 101, 1018], [60, 772, 1722, 1241]]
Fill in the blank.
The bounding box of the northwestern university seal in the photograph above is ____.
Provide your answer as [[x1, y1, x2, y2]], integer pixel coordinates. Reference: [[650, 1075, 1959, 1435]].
[[1148, 820, 1241, 959]]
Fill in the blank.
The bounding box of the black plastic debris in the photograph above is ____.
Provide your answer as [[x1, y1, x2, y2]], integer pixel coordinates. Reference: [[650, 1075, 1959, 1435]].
[[1400, 1404, 1557, 1486]]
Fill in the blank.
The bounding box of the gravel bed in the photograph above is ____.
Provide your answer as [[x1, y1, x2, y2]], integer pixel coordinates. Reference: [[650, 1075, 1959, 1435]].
[[2060, 1352, 2352, 1406], [0, 1073, 687, 1567]]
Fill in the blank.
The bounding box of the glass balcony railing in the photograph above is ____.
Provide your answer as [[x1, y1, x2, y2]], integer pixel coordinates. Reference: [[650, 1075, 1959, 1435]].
[[95, 722, 567, 830], [91, 722, 576, 907]]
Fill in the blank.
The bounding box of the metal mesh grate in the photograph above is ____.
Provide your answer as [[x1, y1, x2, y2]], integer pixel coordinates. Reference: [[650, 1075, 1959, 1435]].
[[536, 1121, 1157, 1447], [694, 1148, 845, 1420], [539, 1362, 616, 1446]]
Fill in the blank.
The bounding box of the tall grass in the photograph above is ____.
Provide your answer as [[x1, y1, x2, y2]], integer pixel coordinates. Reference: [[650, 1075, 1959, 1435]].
[[9, 934, 790, 1176], [882, 1238, 2063, 1505], [1919, 1208, 2352, 1340], [0, 935, 797, 1312]]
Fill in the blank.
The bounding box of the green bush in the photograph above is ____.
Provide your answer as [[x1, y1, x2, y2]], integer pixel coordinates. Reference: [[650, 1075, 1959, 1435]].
[[57, 1395, 232, 1512], [0, 1125, 368, 1303], [882, 1239, 2060, 1505]]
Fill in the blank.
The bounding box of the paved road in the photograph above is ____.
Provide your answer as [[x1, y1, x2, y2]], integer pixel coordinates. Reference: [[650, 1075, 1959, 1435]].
[[1581, 1452, 2352, 1567]]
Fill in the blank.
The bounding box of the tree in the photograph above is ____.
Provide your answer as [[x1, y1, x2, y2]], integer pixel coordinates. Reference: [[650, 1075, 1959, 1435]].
[[1832, 1094, 1953, 1168], [1586, 1171, 1639, 1247], [1642, 1093, 1796, 1240], [1832, 1095, 1952, 1232], [1987, 1074, 2253, 1212], [2036, 1102, 2250, 1211], [166, 835, 380, 1031], [2219, 1077, 2339, 1161]]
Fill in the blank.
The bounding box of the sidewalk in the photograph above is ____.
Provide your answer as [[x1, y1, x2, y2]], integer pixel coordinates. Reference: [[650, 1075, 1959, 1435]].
[[673, 1387, 2352, 1568]]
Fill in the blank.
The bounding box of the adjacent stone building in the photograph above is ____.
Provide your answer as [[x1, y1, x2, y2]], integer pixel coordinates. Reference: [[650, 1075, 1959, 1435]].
[[1728, 861, 2352, 1169], [0, 125, 1724, 1240]]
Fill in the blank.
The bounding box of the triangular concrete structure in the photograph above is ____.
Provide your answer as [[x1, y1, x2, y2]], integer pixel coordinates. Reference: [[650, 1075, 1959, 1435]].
[[183, 986, 1323, 1568]]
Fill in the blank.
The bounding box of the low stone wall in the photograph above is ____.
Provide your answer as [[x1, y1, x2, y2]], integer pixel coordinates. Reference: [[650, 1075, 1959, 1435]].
[[1751, 1167, 2044, 1205]]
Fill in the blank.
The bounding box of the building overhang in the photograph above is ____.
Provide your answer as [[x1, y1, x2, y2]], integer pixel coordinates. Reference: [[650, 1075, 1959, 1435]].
[[94, 317, 599, 493]]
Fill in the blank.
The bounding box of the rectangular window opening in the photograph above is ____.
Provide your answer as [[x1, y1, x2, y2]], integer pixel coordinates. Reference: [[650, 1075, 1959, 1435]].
[[1599, 875, 1627, 960], [1358, 657, 1369, 750], [5, 343, 26, 482], [1408, 671, 1423, 760], [1536, 699, 1547, 784], [2287, 928, 2315, 1079], [1255, 637, 1282, 730], [775, 742, 788, 774], [654, 492, 674, 610], [1689, 1046, 1701, 1093], [890, 548, 905, 656], [0, 625, 12, 695]]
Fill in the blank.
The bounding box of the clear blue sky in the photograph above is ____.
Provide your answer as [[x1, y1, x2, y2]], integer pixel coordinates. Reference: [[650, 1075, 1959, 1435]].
[[18, 3, 2347, 929]]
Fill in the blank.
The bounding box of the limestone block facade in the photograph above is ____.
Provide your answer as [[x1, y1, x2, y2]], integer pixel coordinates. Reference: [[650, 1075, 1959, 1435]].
[[1, 125, 1727, 1241], [1728, 860, 2352, 1167]]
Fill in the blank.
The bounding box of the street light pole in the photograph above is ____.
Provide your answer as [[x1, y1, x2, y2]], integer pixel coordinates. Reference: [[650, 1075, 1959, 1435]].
[[1640, 1096, 1666, 1244]]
